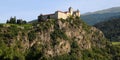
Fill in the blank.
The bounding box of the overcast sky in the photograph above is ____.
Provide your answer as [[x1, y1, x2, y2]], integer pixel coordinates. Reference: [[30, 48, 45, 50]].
[[0, 0, 120, 23]]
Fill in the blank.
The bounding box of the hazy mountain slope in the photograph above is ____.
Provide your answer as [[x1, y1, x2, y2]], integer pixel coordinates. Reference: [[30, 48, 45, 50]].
[[0, 18, 120, 60], [94, 16, 120, 42], [84, 7, 120, 15], [81, 7, 120, 25], [28, 19, 38, 23]]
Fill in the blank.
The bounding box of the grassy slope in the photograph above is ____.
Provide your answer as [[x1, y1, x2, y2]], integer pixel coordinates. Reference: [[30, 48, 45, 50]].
[[112, 42, 120, 46]]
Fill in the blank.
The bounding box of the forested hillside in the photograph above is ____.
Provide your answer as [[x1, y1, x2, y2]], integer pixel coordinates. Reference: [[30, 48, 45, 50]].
[[0, 17, 120, 60], [94, 16, 120, 42]]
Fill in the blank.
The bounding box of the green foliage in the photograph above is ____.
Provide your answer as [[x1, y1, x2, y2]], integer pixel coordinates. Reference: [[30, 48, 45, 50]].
[[50, 29, 68, 40], [82, 20, 91, 33], [17, 19, 27, 24], [81, 48, 112, 60], [33, 19, 54, 31], [112, 42, 120, 46], [50, 29, 68, 46], [52, 54, 79, 60], [0, 40, 25, 60], [28, 31, 36, 41], [71, 41, 79, 48], [38, 14, 43, 22], [25, 44, 43, 60], [0, 16, 120, 60], [51, 47, 116, 60], [94, 17, 120, 42], [0, 24, 3, 27], [21, 24, 32, 30], [7, 16, 17, 24], [6, 16, 27, 24]]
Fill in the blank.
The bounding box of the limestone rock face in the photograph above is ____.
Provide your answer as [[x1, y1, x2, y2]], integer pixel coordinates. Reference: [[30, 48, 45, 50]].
[[0, 18, 109, 58], [28, 19, 107, 57]]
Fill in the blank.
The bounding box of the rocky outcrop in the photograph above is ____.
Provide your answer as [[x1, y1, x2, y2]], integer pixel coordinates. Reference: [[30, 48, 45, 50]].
[[0, 18, 109, 59], [26, 18, 108, 57]]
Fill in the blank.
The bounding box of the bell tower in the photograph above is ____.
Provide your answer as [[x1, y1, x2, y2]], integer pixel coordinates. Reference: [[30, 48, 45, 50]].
[[69, 7, 73, 15], [76, 9, 80, 17]]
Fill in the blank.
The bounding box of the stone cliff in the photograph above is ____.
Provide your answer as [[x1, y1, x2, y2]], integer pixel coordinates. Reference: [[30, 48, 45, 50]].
[[0, 17, 111, 60]]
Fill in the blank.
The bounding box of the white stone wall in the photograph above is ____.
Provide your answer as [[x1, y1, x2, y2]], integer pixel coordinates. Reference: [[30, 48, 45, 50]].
[[75, 12, 80, 17], [57, 12, 69, 19]]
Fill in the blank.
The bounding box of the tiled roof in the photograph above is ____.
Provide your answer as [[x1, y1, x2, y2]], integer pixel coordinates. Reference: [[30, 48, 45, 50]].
[[43, 13, 55, 16], [56, 10, 68, 14], [42, 10, 77, 16]]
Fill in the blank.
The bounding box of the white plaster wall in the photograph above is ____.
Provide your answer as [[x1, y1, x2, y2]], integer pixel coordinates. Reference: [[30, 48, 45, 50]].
[[75, 12, 80, 17], [57, 12, 68, 19]]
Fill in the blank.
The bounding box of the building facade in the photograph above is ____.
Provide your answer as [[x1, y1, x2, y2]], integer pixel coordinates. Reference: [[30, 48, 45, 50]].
[[38, 7, 80, 21]]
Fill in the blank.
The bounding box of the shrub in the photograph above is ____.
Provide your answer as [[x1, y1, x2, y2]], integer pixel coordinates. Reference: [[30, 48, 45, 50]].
[[0, 24, 3, 27], [50, 30, 68, 41], [28, 31, 36, 41]]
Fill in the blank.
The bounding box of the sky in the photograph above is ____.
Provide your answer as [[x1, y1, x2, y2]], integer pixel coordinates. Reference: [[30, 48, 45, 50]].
[[0, 0, 120, 23]]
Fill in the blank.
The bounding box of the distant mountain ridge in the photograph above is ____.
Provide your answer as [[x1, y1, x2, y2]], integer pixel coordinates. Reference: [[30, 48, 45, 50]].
[[81, 7, 120, 25], [83, 7, 120, 15]]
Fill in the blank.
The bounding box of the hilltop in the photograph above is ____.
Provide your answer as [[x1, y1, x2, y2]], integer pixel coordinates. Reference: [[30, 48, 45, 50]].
[[0, 17, 120, 60]]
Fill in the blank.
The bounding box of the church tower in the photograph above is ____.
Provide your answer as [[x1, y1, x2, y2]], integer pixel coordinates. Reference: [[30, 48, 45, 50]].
[[76, 9, 80, 17], [69, 7, 73, 15]]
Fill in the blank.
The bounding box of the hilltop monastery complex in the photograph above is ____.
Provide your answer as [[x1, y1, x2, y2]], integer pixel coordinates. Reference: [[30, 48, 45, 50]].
[[38, 7, 80, 21]]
